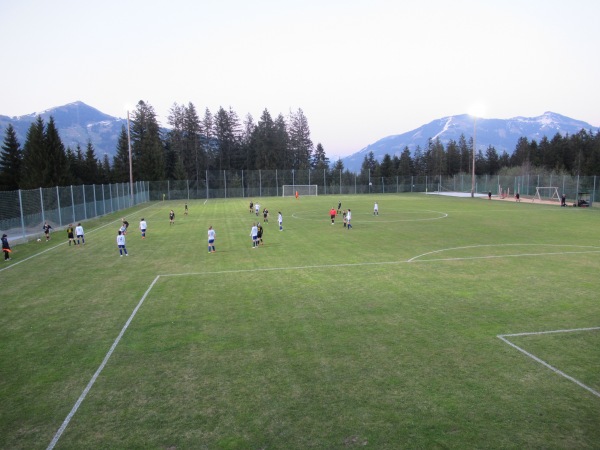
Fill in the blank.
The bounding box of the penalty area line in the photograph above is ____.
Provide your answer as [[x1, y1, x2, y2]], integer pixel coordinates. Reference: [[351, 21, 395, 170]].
[[497, 327, 600, 400], [46, 275, 161, 450]]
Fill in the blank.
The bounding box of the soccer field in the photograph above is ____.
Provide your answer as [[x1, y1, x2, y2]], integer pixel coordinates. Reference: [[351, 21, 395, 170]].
[[1, 194, 599, 449]]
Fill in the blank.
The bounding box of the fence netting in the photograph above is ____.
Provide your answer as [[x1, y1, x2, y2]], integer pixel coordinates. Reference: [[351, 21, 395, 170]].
[[1, 171, 596, 242]]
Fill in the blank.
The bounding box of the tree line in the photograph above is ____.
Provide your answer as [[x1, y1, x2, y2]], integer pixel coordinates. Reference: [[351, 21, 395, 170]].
[[0, 100, 329, 190], [356, 130, 600, 181], [1, 98, 599, 190]]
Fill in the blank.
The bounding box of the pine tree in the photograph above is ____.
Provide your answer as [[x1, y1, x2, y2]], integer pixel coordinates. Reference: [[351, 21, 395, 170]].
[[0, 123, 23, 190], [183, 102, 203, 180], [311, 143, 329, 170], [398, 147, 413, 176], [84, 141, 100, 183], [113, 125, 131, 182], [21, 116, 47, 189], [288, 108, 313, 169], [379, 153, 395, 178], [240, 113, 256, 170], [44, 117, 69, 186], [252, 109, 278, 170], [202, 108, 215, 170], [130, 100, 165, 181]]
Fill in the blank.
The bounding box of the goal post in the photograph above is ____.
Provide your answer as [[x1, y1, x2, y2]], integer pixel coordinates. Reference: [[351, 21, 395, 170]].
[[282, 185, 318, 197], [532, 187, 560, 202]]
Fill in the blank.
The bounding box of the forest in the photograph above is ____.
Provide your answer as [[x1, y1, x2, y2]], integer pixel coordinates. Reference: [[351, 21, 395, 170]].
[[1, 99, 599, 191]]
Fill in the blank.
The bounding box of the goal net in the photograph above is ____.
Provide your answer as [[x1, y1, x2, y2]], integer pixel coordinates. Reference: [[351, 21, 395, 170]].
[[532, 187, 560, 202], [282, 185, 318, 197]]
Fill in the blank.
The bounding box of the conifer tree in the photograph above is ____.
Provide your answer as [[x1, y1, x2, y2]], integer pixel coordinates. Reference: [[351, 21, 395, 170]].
[[130, 100, 165, 181], [84, 141, 100, 183], [0, 123, 23, 190], [113, 125, 130, 182], [183, 102, 203, 180], [21, 116, 47, 189], [288, 108, 313, 169], [44, 117, 69, 186], [311, 143, 329, 170], [398, 147, 413, 176]]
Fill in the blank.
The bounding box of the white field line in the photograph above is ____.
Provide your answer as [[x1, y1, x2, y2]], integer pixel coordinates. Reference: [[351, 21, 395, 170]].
[[0, 204, 156, 274], [408, 244, 600, 263], [46, 244, 600, 447], [497, 327, 600, 399], [46, 275, 161, 450], [0, 205, 162, 272]]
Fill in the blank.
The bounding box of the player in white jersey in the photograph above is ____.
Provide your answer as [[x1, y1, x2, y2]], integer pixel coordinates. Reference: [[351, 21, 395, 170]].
[[117, 230, 128, 256], [139, 218, 147, 239], [250, 223, 258, 248], [75, 223, 85, 245], [208, 226, 216, 253], [278, 212, 283, 231]]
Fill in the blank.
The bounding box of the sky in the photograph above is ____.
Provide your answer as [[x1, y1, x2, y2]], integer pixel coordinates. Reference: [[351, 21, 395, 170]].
[[1, 0, 599, 158]]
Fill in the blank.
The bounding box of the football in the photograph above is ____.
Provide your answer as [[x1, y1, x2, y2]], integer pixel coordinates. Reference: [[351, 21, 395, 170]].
[[37, 238, 41, 242]]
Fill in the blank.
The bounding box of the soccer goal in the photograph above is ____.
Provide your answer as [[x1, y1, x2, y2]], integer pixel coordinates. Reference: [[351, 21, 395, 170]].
[[282, 185, 318, 197], [532, 186, 560, 202]]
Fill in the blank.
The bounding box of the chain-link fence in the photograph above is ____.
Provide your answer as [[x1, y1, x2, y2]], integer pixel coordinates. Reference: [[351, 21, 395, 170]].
[[148, 170, 597, 204], [0, 182, 149, 242], [1, 171, 596, 242]]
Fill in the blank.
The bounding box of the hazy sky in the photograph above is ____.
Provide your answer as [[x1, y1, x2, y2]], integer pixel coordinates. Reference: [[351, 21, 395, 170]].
[[1, 0, 599, 157]]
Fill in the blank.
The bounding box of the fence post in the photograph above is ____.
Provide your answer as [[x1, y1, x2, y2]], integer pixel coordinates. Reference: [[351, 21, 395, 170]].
[[93, 185, 97, 217], [260, 170, 262, 197], [18, 190, 26, 239], [242, 171, 244, 198], [224, 170, 227, 198], [70, 185, 75, 224], [82, 185, 88, 220], [206, 170, 209, 199]]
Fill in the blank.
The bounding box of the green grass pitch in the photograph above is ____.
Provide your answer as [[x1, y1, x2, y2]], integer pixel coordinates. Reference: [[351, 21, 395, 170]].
[[1, 193, 599, 449]]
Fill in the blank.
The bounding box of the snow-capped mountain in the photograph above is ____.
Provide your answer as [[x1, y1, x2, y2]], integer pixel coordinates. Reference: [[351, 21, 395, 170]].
[[341, 112, 598, 173], [1, 103, 597, 172], [0, 101, 126, 159]]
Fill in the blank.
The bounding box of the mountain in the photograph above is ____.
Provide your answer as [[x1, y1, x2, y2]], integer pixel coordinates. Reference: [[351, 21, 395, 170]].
[[0, 101, 126, 159], [342, 112, 598, 173], [2, 104, 597, 173]]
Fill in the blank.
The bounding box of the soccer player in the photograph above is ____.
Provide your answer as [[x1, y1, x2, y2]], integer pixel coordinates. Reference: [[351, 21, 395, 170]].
[[330, 207, 336, 224], [66, 224, 75, 246], [374, 202, 379, 215], [2, 233, 11, 261], [347, 209, 352, 229], [249, 200, 254, 213], [75, 223, 85, 245], [278, 212, 283, 231], [207, 226, 216, 253], [257, 223, 264, 245], [169, 210, 175, 225], [117, 230, 128, 256], [121, 218, 129, 234], [337, 201, 342, 215], [139, 218, 147, 239], [184, 203, 188, 215], [263, 208, 269, 223], [343, 210, 347, 228], [43, 221, 53, 241], [255, 203, 260, 216], [250, 222, 258, 248]]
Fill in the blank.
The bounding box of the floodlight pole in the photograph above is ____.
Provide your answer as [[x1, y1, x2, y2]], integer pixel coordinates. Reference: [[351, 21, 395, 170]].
[[127, 111, 134, 204], [471, 116, 476, 198]]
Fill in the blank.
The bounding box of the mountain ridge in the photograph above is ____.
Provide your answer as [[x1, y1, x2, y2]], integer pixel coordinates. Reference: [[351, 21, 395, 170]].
[[341, 111, 598, 172], [1, 102, 597, 171]]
